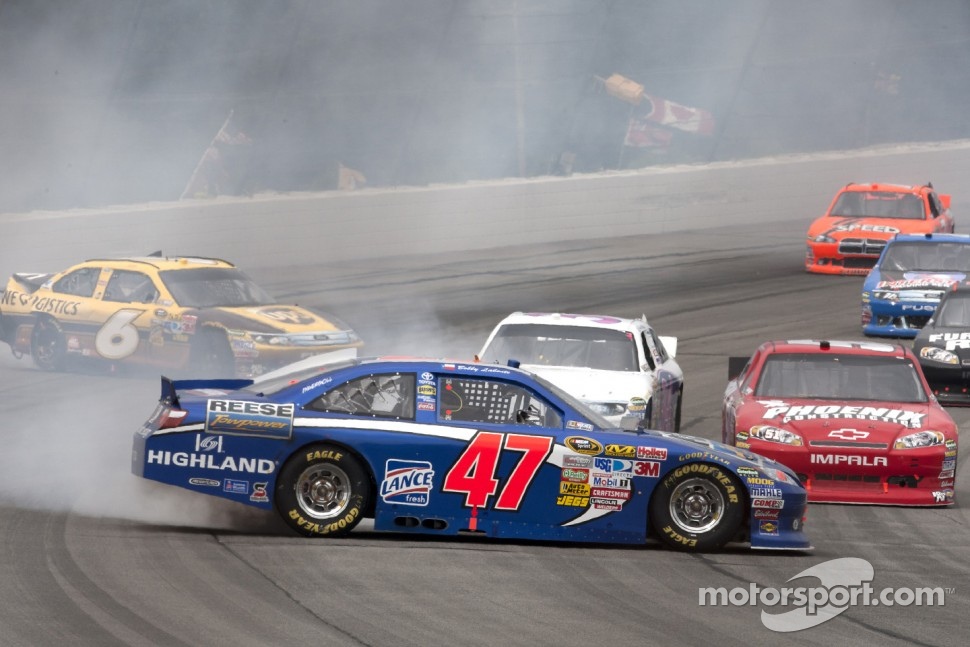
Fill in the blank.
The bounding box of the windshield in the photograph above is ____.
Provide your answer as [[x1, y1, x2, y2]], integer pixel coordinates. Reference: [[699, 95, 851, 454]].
[[481, 323, 639, 371], [527, 371, 613, 429], [880, 241, 970, 272], [159, 267, 276, 307], [933, 295, 970, 327], [754, 353, 927, 403], [830, 191, 924, 219]]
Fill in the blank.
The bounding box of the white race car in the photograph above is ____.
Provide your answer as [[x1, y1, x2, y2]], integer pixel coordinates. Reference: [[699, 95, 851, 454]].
[[477, 312, 683, 431]]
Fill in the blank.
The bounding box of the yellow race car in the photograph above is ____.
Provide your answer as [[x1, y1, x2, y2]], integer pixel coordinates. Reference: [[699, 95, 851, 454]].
[[0, 253, 362, 377]]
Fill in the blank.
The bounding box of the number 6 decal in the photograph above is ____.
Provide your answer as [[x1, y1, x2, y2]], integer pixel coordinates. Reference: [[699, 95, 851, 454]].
[[95, 308, 143, 359], [442, 432, 553, 510]]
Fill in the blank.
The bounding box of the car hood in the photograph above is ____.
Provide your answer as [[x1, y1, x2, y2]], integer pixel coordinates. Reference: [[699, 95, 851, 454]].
[[868, 269, 964, 292], [638, 429, 802, 482], [202, 305, 346, 334], [737, 397, 941, 442], [808, 216, 929, 240], [916, 326, 970, 353], [519, 364, 650, 402]]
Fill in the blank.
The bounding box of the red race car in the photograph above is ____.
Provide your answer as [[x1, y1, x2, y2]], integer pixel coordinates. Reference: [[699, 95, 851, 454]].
[[723, 340, 957, 506], [805, 182, 954, 275]]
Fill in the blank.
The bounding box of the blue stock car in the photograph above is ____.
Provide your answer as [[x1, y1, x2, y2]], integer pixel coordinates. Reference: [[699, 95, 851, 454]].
[[862, 233, 970, 338], [131, 352, 811, 552]]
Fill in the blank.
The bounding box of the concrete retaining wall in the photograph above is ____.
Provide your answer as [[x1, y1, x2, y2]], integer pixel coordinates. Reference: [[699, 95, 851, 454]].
[[3, 140, 969, 279]]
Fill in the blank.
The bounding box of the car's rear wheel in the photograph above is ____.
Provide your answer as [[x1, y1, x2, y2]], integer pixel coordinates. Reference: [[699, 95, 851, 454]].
[[275, 444, 371, 537], [650, 464, 744, 552], [31, 316, 66, 371], [190, 328, 235, 377]]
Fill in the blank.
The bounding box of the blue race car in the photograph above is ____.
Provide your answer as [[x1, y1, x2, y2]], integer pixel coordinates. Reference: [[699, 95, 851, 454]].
[[862, 233, 970, 338], [132, 352, 811, 552]]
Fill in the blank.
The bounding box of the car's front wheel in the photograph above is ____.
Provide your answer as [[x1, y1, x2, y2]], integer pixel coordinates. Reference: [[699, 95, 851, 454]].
[[650, 463, 745, 552], [275, 444, 371, 537], [31, 316, 66, 371]]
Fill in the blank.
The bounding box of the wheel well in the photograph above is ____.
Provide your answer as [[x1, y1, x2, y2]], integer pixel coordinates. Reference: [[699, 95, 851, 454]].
[[281, 439, 379, 516], [31, 313, 62, 336], [648, 461, 749, 538], [198, 323, 229, 339]]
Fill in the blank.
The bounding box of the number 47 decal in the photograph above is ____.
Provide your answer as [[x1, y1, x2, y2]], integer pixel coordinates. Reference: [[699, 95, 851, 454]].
[[442, 432, 553, 510]]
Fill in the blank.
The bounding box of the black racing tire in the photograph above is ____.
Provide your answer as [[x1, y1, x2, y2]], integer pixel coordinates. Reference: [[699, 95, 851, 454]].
[[31, 316, 67, 371], [275, 444, 371, 538], [650, 463, 745, 552], [190, 328, 235, 377]]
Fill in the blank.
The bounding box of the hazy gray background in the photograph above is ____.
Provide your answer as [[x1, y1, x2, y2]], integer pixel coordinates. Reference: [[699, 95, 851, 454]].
[[2, 0, 969, 214]]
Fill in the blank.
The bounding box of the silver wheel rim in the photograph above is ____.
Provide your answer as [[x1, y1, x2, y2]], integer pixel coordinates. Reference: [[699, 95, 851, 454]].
[[669, 477, 725, 534], [295, 463, 352, 520]]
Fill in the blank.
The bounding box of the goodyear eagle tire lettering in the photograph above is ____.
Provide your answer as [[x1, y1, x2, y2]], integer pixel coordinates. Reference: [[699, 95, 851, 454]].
[[650, 462, 745, 552], [275, 444, 371, 538]]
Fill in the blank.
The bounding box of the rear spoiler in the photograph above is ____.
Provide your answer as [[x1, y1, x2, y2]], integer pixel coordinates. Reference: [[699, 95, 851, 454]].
[[659, 335, 678, 358], [728, 356, 750, 381], [160, 375, 254, 406], [12, 272, 54, 293]]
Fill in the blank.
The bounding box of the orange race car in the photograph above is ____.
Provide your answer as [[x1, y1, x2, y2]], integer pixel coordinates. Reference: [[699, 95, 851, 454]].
[[805, 182, 954, 275]]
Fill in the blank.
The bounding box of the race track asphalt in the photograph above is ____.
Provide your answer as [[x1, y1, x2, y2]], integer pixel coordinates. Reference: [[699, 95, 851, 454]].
[[0, 187, 967, 646]]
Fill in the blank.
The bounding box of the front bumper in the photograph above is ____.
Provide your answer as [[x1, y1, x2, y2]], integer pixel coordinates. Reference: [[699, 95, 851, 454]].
[[861, 298, 938, 338], [743, 442, 955, 506], [805, 242, 881, 276], [748, 494, 812, 551]]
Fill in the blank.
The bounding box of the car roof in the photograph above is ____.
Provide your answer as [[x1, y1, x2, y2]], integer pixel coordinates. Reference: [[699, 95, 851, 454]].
[[492, 312, 648, 332], [254, 355, 564, 397], [304, 355, 538, 378], [758, 339, 909, 358], [887, 233, 970, 244], [839, 182, 931, 195], [79, 255, 237, 271]]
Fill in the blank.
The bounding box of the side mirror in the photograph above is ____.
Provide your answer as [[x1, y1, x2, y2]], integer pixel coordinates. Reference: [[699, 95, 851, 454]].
[[728, 356, 750, 381]]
